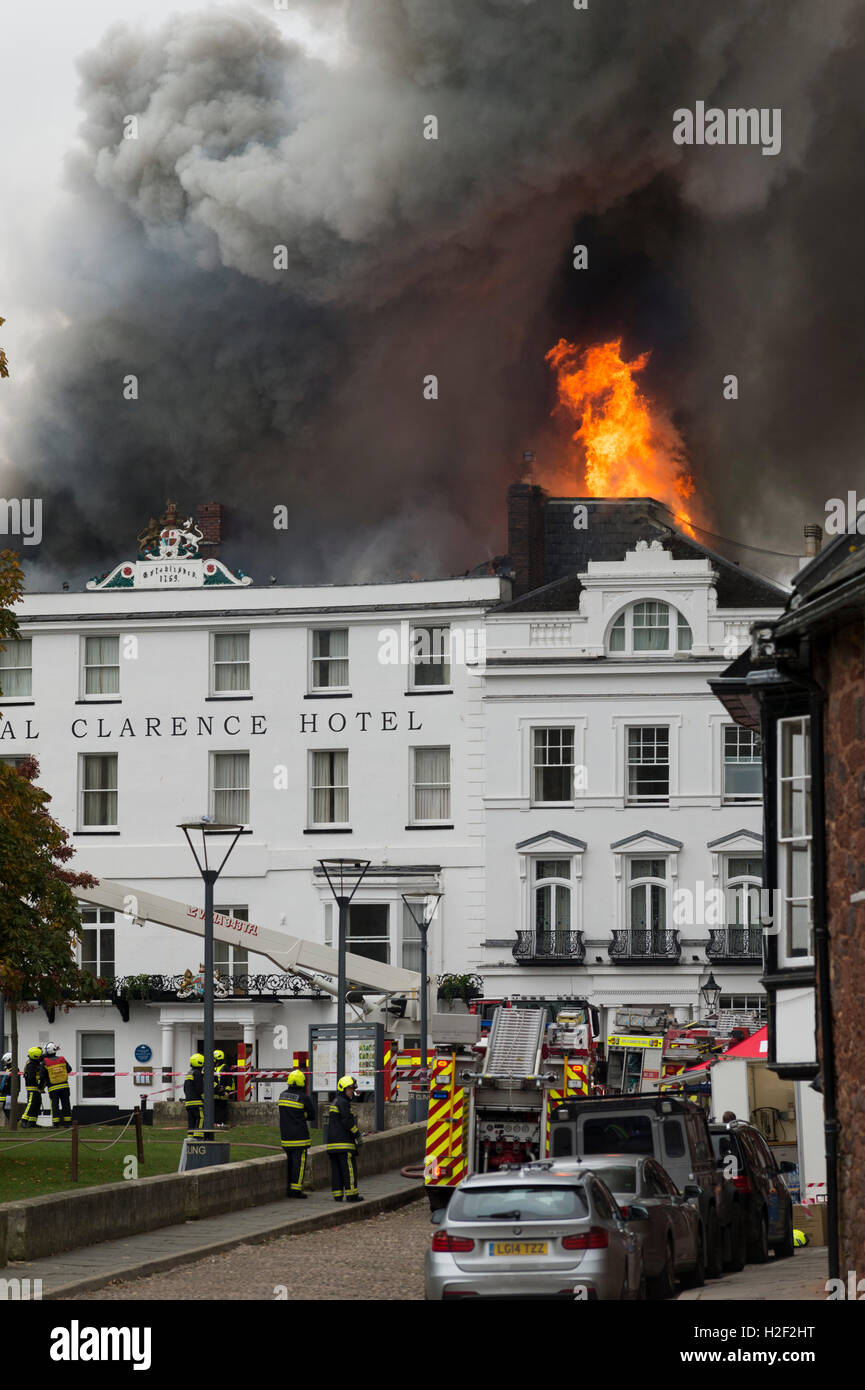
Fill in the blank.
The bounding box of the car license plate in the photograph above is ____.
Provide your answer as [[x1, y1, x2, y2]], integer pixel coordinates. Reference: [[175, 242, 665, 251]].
[[488, 1241, 548, 1256]]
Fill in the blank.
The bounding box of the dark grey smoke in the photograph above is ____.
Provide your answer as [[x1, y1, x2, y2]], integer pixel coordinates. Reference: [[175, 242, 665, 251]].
[[7, 0, 864, 588]]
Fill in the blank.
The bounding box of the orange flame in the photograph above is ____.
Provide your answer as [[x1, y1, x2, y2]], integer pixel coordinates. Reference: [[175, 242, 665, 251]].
[[543, 338, 695, 535]]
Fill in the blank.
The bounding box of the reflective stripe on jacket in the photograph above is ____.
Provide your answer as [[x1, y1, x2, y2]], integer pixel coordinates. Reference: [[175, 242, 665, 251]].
[[278, 1087, 316, 1147], [326, 1093, 360, 1150]]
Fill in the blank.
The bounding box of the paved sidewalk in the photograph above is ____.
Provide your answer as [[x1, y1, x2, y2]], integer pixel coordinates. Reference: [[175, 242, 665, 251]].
[[0, 1170, 424, 1300], [678, 1248, 828, 1300]]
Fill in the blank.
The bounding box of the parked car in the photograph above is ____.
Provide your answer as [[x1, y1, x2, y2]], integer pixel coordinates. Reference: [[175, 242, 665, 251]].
[[538, 1153, 705, 1298], [709, 1121, 795, 1261], [424, 1165, 645, 1301], [549, 1094, 745, 1278]]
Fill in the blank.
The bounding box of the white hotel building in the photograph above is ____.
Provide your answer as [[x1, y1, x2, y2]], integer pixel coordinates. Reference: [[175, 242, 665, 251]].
[[0, 494, 788, 1115]]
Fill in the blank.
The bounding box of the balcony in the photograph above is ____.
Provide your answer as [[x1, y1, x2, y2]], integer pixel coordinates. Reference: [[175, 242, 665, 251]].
[[512, 931, 586, 965], [706, 927, 764, 964], [609, 929, 681, 964]]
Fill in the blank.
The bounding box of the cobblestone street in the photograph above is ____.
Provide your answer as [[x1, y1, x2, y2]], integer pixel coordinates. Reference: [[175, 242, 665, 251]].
[[74, 1196, 431, 1301]]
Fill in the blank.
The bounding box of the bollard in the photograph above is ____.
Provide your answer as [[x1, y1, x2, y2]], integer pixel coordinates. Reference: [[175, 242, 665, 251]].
[[134, 1105, 145, 1164], [70, 1119, 79, 1182]]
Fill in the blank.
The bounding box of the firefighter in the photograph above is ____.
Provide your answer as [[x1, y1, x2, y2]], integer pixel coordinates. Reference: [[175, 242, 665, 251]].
[[213, 1049, 234, 1129], [42, 1042, 73, 1127], [326, 1075, 363, 1203], [1, 1052, 15, 1127], [278, 1068, 316, 1198], [184, 1053, 205, 1138], [20, 1046, 44, 1128]]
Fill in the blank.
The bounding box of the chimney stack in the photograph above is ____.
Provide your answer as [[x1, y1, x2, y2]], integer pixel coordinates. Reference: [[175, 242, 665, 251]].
[[803, 523, 823, 559], [507, 482, 546, 596], [196, 502, 223, 560]]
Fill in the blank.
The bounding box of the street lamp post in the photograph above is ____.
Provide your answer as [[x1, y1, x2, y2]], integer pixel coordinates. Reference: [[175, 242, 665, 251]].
[[401, 892, 442, 1121], [318, 859, 371, 1084], [179, 820, 243, 1139], [700, 971, 721, 1020]]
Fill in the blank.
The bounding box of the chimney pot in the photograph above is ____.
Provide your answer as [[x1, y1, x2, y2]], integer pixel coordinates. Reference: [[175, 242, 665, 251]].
[[803, 523, 823, 558]]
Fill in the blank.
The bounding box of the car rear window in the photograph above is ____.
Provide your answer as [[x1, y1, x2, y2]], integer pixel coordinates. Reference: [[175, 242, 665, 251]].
[[449, 1186, 590, 1222], [663, 1119, 686, 1158], [582, 1115, 653, 1155], [585, 1165, 638, 1194]]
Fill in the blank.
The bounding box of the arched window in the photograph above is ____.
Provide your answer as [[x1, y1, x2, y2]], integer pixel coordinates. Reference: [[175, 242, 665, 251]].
[[628, 857, 668, 953], [725, 856, 763, 956], [534, 858, 572, 951], [608, 601, 692, 654]]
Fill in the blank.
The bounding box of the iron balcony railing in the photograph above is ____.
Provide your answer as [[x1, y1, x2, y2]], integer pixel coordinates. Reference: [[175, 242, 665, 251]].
[[512, 930, 586, 965], [706, 927, 764, 963], [609, 929, 681, 963]]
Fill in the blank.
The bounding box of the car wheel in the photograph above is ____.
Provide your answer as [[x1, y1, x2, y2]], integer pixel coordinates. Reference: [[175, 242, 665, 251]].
[[724, 1203, 746, 1273], [647, 1238, 676, 1300], [773, 1206, 795, 1260], [679, 1229, 706, 1290], [748, 1211, 770, 1265], [706, 1209, 724, 1279]]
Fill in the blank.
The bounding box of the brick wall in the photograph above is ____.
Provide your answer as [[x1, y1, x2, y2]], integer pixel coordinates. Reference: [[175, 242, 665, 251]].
[[815, 618, 865, 1274], [196, 501, 223, 558], [506, 483, 546, 595]]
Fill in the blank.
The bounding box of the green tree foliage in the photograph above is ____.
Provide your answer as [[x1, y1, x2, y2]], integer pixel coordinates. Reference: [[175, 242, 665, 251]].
[[1, 551, 97, 1126]]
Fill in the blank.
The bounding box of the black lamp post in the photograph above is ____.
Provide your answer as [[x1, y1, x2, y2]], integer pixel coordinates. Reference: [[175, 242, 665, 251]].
[[179, 820, 243, 1138], [401, 892, 442, 1114], [318, 859, 371, 1084], [700, 971, 721, 1019]]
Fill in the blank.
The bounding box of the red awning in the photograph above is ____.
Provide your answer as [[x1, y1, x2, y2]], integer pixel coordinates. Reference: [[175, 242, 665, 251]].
[[718, 1024, 768, 1059]]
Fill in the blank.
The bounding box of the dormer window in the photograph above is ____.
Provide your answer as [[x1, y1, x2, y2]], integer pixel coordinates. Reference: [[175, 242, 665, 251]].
[[608, 601, 692, 654]]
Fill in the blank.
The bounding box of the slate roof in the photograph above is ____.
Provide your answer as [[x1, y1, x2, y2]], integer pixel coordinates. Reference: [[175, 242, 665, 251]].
[[493, 498, 788, 614]]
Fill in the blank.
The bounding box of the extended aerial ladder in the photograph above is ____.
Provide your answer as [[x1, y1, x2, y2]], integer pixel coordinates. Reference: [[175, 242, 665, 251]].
[[75, 877, 421, 1013]]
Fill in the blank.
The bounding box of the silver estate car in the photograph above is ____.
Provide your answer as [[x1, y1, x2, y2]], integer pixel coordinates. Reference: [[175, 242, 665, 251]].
[[547, 1154, 705, 1298], [424, 1164, 645, 1301]]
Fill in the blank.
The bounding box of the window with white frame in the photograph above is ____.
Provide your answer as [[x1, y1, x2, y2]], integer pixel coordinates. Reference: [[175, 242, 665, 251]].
[[212, 632, 250, 693], [411, 747, 451, 821], [608, 601, 692, 654], [80, 753, 118, 827], [401, 902, 423, 972], [777, 716, 812, 961], [724, 726, 762, 801], [0, 639, 32, 697], [628, 858, 668, 949], [78, 906, 115, 980], [83, 635, 120, 697], [80, 1031, 115, 1100], [719, 993, 767, 1020], [311, 629, 349, 690], [410, 625, 451, 688], [533, 859, 572, 947], [214, 904, 250, 977], [724, 856, 763, 954], [626, 726, 669, 803], [532, 727, 574, 803], [211, 751, 250, 824], [309, 750, 349, 825]]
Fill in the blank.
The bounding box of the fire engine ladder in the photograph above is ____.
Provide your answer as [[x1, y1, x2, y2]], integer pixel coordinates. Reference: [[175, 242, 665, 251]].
[[481, 1007, 547, 1081]]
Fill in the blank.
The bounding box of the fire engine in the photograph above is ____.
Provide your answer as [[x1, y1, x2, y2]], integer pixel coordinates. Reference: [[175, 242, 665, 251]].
[[423, 1002, 598, 1209], [605, 1005, 760, 1095]]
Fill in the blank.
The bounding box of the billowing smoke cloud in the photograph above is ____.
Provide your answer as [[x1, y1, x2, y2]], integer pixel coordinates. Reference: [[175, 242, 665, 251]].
[[6, 0, 864, 587]]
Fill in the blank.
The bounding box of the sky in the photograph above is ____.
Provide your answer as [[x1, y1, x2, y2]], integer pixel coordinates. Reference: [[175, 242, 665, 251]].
[[1, 1, 863, 590]]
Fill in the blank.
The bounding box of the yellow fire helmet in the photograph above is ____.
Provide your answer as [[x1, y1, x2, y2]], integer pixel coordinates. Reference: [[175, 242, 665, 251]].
[[288, 1069, 306, 1088], [189, 1053, 205, 1068], [213, 1049, 225, 1063], [793, 1229, 809, 1247], [27, 1046, 43, 1060], [337, 1074, 358, 1092]]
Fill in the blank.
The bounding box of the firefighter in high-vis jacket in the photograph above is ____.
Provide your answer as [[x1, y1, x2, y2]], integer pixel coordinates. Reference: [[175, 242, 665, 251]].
[[42, 1042, 73, 1127], [278, 1069, 316, 1198], [213, 1050, 234, 1129], [184, 1054, 205, 1138], [326, 1075, 363, 1203], [20, 1047, 45, 1128]]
